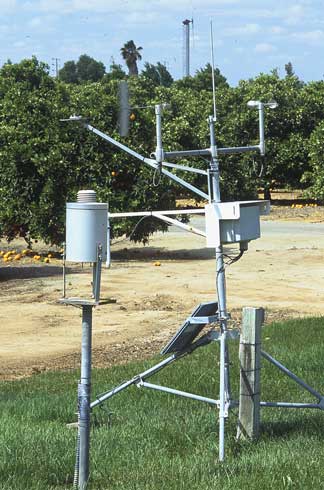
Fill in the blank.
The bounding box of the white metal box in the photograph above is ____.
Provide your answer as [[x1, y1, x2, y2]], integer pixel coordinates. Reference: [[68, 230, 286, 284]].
[[66, 202, 108, 262], [205, 201, 270, 248]]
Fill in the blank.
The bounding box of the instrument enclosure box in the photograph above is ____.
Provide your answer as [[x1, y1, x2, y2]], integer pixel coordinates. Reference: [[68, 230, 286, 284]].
[[205, 201, 270, 247]]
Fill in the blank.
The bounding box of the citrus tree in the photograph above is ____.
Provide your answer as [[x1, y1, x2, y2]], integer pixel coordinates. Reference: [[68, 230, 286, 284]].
[[1, 56, 324, 247], [0, 59, 176, 245]]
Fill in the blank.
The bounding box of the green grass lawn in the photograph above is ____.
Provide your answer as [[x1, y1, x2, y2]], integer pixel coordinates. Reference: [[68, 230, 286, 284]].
[[1, 317, 324, 489]]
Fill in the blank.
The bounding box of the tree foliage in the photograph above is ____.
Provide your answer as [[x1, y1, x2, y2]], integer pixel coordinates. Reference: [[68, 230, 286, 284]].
[[1, 57, 324, 246], [140, 62, 173, 87], [285, 61, 294, 77], [175, 63, 229, 91], [59, 54, 105, 83], [104, 62, 126, 82]]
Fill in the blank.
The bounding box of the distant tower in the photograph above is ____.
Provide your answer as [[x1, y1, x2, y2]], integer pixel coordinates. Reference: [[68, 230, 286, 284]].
[[51, 57, 60, 78], [182, 19, 193, 77]]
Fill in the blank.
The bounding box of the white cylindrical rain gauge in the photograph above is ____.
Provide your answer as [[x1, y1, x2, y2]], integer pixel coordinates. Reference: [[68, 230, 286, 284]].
[[66, 190, 108, 263]]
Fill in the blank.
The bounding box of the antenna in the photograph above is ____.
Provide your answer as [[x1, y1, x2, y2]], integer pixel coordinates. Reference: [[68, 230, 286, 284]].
[[210, 21, 217, 121]]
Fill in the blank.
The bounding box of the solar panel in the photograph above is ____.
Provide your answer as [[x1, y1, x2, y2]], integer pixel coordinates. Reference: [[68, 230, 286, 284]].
[[161, 301, 218, 355]]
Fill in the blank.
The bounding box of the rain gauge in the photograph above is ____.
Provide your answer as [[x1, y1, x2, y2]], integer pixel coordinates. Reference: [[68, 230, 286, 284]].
[[60, 189, 107, 489]]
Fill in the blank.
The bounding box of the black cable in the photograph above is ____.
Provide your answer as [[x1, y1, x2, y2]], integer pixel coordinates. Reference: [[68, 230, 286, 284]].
[[217, 249, 245, 277], [153, 166, 162, 187], [111, 214, 171, 246]]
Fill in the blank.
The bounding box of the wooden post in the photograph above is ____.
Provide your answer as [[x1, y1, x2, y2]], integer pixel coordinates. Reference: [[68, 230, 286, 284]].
[[237, 307, 264, 440]]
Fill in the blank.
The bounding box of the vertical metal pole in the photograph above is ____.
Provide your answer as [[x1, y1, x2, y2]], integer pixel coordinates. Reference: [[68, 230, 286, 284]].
[[155, 104, 164, 172], [106, 216, 111, 268], [258, 103, 265, 156], [118, 80, 130, 137], [92, 263, 97, 298], [216, 247, 228, 462], [62, 242, 66, 298], [94, 245, 102, 303], [208, 116, 220, 202], [153, 104, 164, 185], [78, 305, 93, 490], [210, 22, 217, 121], [183, 20, 190, 77], [209, 115, 229, 461], [219, 330, 226, 460]]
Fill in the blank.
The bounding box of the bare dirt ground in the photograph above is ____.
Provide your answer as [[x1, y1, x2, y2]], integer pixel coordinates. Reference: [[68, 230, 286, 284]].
[[2, 204, 324, 381]]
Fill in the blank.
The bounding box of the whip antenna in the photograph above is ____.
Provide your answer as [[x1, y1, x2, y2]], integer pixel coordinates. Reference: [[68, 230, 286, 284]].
[[210, 21, 217, 121]]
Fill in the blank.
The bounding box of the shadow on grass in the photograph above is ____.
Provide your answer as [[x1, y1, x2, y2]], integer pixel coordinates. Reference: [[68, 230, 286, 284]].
[[261, 412, 324, 439]]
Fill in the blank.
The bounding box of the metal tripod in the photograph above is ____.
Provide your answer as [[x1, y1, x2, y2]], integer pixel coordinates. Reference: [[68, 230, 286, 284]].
[[60, 101, 275, 468], [88, 115, 236, 461]]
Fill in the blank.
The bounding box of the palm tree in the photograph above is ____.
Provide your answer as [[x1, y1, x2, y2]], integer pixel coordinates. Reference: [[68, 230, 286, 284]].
[[120, 40, 143, 76]]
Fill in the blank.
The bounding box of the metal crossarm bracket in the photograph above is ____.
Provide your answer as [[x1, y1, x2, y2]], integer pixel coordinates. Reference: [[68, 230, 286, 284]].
[[161, 301, 218, 355], [318, 397, 324, 410], [187, 315, 219, 324], [207, 330, 240, 341], [137, 380, 220, 407]]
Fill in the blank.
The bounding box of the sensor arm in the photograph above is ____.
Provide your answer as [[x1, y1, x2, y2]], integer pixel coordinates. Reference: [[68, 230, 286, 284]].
[[85, 123, 209, 200], [163, 100, 277, 160], [164, 146, 261, 159]]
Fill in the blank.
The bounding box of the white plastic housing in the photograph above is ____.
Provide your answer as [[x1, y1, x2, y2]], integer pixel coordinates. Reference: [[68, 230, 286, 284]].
[[66, 202, 108, 262], [205, 201, 270, 248]]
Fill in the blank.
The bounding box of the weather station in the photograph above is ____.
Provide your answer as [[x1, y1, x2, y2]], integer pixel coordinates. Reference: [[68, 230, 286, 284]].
[[60, 26, 324, 490]]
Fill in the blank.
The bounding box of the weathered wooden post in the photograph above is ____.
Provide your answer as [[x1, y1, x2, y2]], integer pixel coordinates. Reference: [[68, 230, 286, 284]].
[[237, 307, 264, 440]]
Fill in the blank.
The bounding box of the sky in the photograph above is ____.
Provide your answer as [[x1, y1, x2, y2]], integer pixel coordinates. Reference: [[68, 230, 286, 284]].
[[1, 0, 324, 85]]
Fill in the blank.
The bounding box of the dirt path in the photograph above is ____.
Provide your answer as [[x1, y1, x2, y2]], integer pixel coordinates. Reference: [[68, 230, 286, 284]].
[[1, 208, 324, 380]]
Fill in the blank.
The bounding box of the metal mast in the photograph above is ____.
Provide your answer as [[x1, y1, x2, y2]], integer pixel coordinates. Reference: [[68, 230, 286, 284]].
[[182, 19, 192, 77], [51, 57, 60, 78]]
